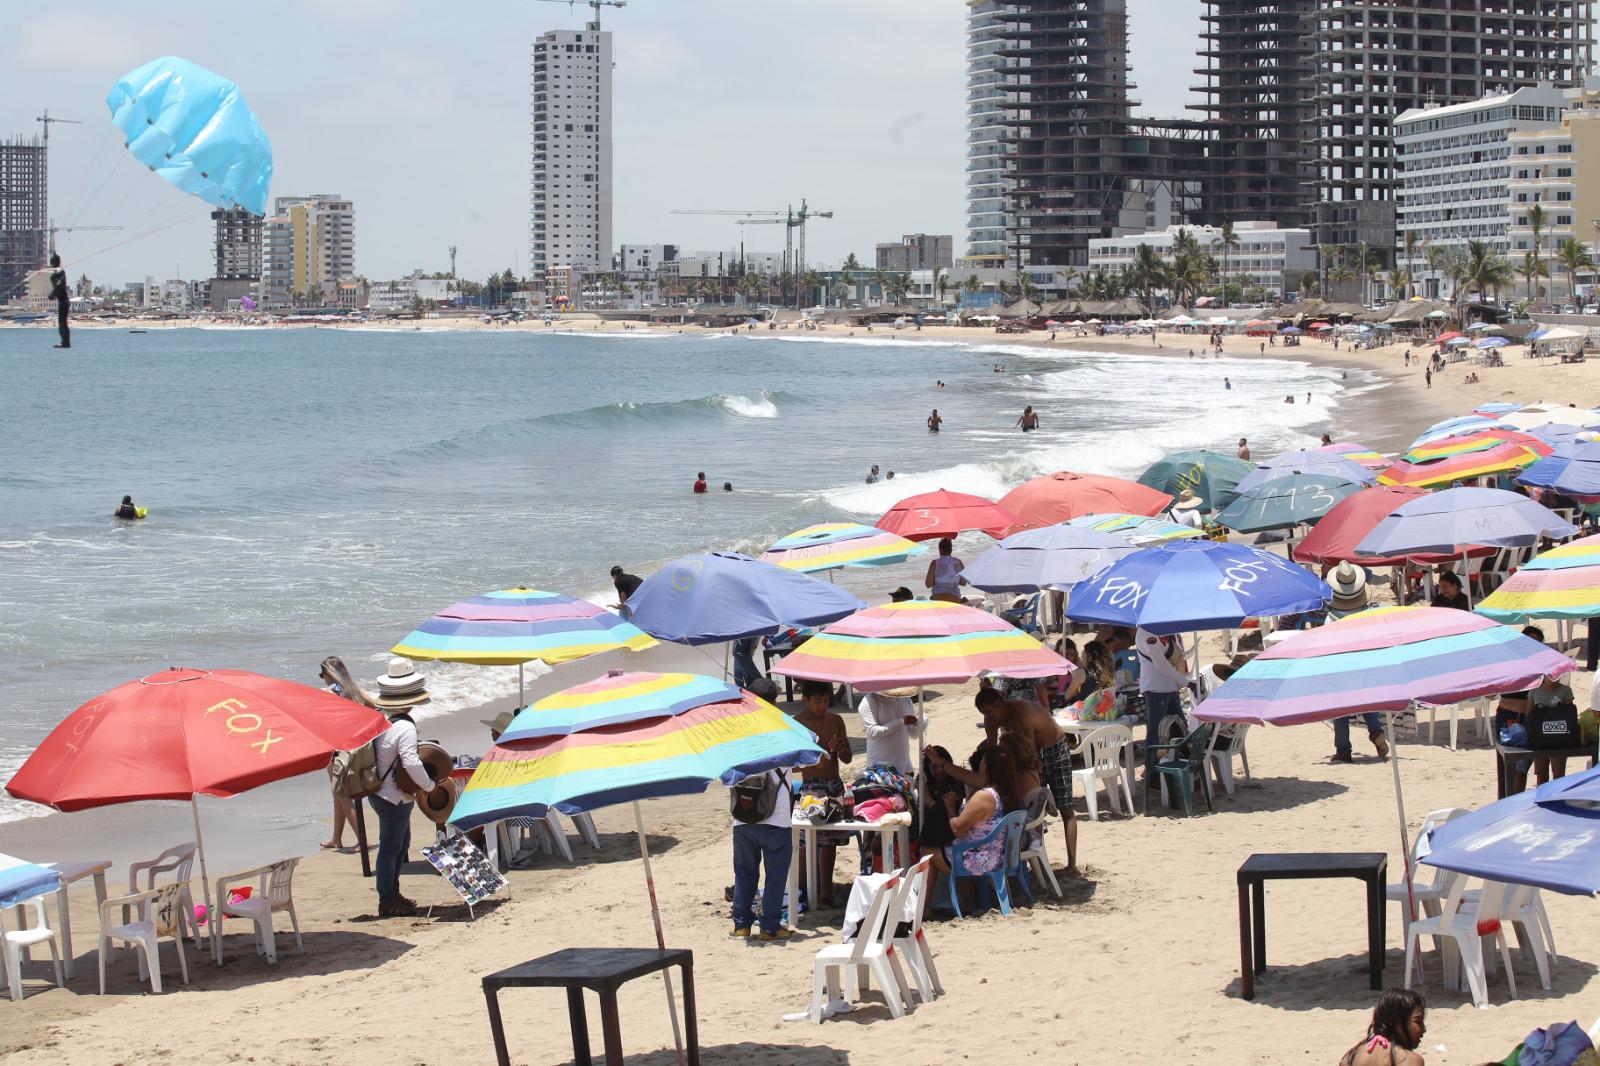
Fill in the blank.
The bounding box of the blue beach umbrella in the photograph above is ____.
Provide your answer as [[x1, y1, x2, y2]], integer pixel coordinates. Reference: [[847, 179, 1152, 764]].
[[1235, 451, 1378, 495], [1356, 487, 1578, 558], [1476, 336, 1510, 350], [625, 551, 866, 645], [1413, 415, 1502, 448], [1423, 767, 1600, 896], [1063, 540, 1331, 635], [1523, 424, 1596, 448], [1214, 474, 1362, 533], [963, 524, 1137, 593], [1519, 442, 1600, 495]]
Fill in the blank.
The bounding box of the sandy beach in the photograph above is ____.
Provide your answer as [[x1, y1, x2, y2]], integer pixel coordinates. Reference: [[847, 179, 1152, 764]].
[[5, 318, 1600, 1065]]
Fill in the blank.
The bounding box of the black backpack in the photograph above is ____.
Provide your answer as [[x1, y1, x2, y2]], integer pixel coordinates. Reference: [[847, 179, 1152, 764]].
[[730, 770, 788, 824]]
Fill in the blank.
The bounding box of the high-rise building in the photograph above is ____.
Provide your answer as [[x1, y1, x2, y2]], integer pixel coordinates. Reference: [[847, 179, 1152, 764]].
[[530, 24, 614, 276], [1192, 1, 1317, 229], [876, 234, 954, 272], [1506, 80, 1600, 302], [1313, 2, 1594, 257], [965, 2, 1017, 265], [0, 134, 47, 303], [210, 208, 262, 310], [261, 194, 355, 308]]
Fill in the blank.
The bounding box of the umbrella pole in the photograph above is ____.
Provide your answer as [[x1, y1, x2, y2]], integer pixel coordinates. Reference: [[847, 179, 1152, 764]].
[[191, 796, 215, 948], [518, 662, 524, 707], [723, 643, 730, 683], [915, 687, 927, 820], [1385, 709, 1419, 932], [633, 801, 686, 1064]]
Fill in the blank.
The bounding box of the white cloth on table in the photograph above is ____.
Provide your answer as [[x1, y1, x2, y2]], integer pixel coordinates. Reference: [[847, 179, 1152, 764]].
[[856, 693, 919, 774], [842, 871, 921, 942]]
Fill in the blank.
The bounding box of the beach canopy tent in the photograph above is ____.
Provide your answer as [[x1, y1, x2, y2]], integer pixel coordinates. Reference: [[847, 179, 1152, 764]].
[[1476, 533, 1600, 624], [875, 488, 1018, 542], [624, 552, 864, 646], [391, 587, 657, 702], [1213, 474, 1363, 533], [1519, 442, 1600, 495], [6, 668, 389, 936], [1356, 487, 1577, 559], [1234, 451, 1378, 495], [759, 522, 925, 574], [1063, 539, 1330, 636], [1422, 767, 1600, 896], [962, 523, 1138, 593], [1136, 450, 1254, 512], [998, 471, 1173, 534]]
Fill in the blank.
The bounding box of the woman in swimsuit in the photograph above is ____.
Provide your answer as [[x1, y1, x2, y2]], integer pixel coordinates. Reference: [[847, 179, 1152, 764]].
[[1339, 989, 1427, 1066]]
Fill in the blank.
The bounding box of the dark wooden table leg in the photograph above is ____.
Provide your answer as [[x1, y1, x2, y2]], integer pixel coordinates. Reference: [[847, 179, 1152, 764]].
[[599, 991, 624, 1066], [1238, 880, 1254, 1000], [355, 797, 372, 878], [484, 987, 512, 1066], [1367, 875, 1384, 990], [566, 986, 593, 1065], [681, 961, 700, 1066], [1251, 879, 1266, 974]]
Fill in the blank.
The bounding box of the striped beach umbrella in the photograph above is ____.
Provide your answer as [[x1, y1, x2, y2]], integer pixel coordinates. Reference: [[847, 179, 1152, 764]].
[[1476, 534, 1600, 624], [1067, 512, 1205, 546], [393, 588, 656, 666], [1410, 415, 1502, 448], [1318, 442, 1389, 470], [759, 522, 925, 574], [1378, 442, 1545, 488]]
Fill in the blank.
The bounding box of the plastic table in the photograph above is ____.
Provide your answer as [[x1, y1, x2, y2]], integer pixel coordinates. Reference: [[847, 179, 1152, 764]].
[[43, 860, 111, 981], [786, 816, 910, 930], [481, 947, 697, 1066], [1236, 852, 1386, 1000]]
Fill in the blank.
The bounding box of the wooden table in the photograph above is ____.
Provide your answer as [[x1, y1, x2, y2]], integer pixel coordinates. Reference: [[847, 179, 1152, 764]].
[[786, 817, 909, 930], [1494, 740, 1597, 798], [42, 860, 111, 981], [1236, 852, 1387, 1000], [481, 947, 697, 1066]]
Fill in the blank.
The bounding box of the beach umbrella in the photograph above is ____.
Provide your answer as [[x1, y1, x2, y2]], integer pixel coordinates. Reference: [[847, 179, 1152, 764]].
[[1380, 439, 1548, 489], [1292, 485, 1488, 568], [624, 552, 865, 646], [1063, 540, 1330, 636], [1066, 513, 1206, 546], [1412, 414, 1501, 447], [1357, 486, 1577, 558], [1526, 329, 1551, 342], [1235, 451, 1377, 495], [1465, 322, 1502, 333], [1426, 309, 1450, 319], [962, 523, 1138, 593], [6, 668, 389, 936], [1523, 424, 1600, 449], [1445, 337, 1473, 348], [1136, 450, 1254, 511], [1309, 322, 1332, 330], [1499, 406, 1600, 432], [759, 522, 925, 574], [1475, 336, 1511, 350], [1476, 534, 1600, 624], [1213, 474, 1362, 533], [1436, 331, 1465, 344], [1318, 442, 1389, 470], [450, 671, 823, 1052], [875, 488, 1018, 542], [1279, 326, 1302, 335], [1401, 428, 1549, 465], [1475, 402, 1524, 416], [392, 588, 657, 701], [998, 471, 1173, 534], [1519, 441, 1600, 495], [1422, 767, 1600, 897]]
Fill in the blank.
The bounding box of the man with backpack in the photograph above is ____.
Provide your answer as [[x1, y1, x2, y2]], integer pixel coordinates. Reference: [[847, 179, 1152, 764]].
[[367, 663, 436, 917], [730, 767, 794, 942]]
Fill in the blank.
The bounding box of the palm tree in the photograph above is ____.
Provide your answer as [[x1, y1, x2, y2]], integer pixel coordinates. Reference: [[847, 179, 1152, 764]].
[[1383, 269, 1411, 303], [1213, 222, 1241, 306], [1400, 231, 1422, 300], [1299, 271, 1320, 297], [1558, 236, 1594, 311], [1525, 202, 1549, 301], [1131, 244, 1165, 312], [1317, 244, 1340, 298], [933, 268, 949, 307], [871, 268, 888, 306], [1519, 251, 1550, 303], [1351, 241, 1376, 305], [801, 270, 823, 308], [963, 273, 982, 305], [1013, 269, 1040, 306], [1459, 239, 1514, 322]]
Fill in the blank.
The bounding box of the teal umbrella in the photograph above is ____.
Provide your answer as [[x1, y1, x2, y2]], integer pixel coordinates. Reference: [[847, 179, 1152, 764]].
[[1214, 474, 1362, 533], [1138, 450, 1254, 511]]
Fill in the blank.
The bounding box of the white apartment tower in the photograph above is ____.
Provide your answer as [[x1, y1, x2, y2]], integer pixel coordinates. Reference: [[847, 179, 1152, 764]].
[[530, 25, 614, 276]]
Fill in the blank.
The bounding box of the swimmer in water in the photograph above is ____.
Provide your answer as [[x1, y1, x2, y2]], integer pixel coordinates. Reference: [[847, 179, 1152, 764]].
[[928, 409, 943, 432], [114, 495, 143, 520], [1016, 405, 1039, 432]]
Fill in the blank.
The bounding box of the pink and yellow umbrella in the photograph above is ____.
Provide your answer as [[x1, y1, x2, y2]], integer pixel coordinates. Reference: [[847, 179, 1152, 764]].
[[1318, 442, 1388, 470], [1401, 428, 1550, 465], [1378, 442, 1546, 488]]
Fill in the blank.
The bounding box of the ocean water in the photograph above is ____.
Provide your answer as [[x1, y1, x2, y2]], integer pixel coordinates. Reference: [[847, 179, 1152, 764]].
[[0, 325, 1361, 823]]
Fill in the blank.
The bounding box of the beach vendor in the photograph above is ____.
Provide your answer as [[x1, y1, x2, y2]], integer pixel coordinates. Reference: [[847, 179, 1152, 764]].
[[856, 686, 920, 774], [369, 659, 435, 918], [792, 680, 854, 909]]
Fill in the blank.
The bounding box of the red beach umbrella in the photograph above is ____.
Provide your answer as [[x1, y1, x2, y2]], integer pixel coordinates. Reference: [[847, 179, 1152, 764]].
[[875, 488, 1018, 541], [998, 471, 1173, 535]]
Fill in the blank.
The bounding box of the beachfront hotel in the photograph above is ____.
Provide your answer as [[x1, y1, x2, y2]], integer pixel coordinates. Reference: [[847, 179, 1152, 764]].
[[261, 194, 356, 309], [529, 24, 614, 277], [1087, 221, 1316, 300], [1505, 79, 1600, 302]]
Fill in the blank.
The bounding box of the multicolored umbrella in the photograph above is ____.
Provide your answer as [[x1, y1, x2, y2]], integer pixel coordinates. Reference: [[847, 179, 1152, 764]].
[[1476, 534, 1600, 624], [1191, 606, 1574, 727], [1063, 540, 1330, 635], [1136, 450, 1254, 511], [1378, 442, 1546, 488], [1474, 402, 1523, 416], [1234, 452, 1377, 495], [1402, 429, 1544, 465], [500, 672, 743, 741], [393, 588, 656, 666], [1318, 442, 1388, 470], [770, 600, 1072, 690], [1067, 512, 1205, 546], [759, 522, 925, 573], [1411, 414, 1502, 448], [1213, 473, 1362, 533], [874, 489, 1018, 542], [998, 471, 1173, 534], [962, 523, 1137, 593]]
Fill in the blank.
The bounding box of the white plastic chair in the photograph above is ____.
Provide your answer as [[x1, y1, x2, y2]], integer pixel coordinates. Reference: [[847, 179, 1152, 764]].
[[1072, 723, 1133, 820], [803, 871, 912, 1023], [97, 883, 189, 995], [212, 859, 302, 966], [1404, 878, 1516, 1008], [1423, 697, 1489, 751], [889, 856, 942, 1005], [126, 843, 199, 945], [1205, 723, 1253, 795], [1387, 807, 1469, 945], [1462, 882, 1557, 991], [2, 896, 64, 1002], [1019, 788, 1062, 899]]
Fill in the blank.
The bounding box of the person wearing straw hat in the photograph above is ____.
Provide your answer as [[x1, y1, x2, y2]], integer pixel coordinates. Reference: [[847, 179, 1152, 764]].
[[369, 658, 434, 917], [1170, 489, 1206, 529]]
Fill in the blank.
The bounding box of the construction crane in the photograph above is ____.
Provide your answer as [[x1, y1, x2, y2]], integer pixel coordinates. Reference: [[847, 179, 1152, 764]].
[[671, 200, 833, 306], [528, 0, 625, 29], [35, 110, 82, 146], [47, 221, 122, 257]]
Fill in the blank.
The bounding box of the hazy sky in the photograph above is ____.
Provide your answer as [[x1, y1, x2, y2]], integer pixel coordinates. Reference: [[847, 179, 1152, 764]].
[[1, 1, 1203, 285]]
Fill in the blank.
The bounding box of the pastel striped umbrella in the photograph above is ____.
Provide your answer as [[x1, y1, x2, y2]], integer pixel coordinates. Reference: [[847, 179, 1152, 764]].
[[1066, 512, 1204, 546], [500, 672, 741, 741], [759, 522, 925, 574], [1378, 442, 1545, 488], [1476, 534, 1600, 624], [770, 600, 1073, 691], [1318, 442, 1388, 470]]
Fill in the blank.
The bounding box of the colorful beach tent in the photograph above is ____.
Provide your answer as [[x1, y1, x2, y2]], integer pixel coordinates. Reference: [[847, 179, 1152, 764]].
[[874, 489, 1018, 542], [1213, 474, 1362, 533], [759, 522, 924, 574], [998, 471, 1172, 534], [1136, 450, 1254, 511], [1063, 540, 1330, 635], [1476, 533, 1600, 624], [961, 523, 1137, 593], [624, 552, 865, 645]]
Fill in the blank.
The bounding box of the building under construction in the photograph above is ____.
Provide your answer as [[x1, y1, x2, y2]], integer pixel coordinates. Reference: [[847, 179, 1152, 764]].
[[0, 134, 47, 304]]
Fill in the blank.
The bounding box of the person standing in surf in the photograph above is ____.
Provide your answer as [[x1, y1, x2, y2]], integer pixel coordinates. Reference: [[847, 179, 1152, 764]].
[[47, 254, 70, 349], [1016, 405, 1039, 432]]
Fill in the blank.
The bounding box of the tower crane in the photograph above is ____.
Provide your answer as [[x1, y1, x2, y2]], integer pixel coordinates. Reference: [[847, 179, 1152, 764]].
[[47, 221, 122, 257], [528, 0, 626, 30], [35, 110, 82, 146], [671, 200, 833, 307]]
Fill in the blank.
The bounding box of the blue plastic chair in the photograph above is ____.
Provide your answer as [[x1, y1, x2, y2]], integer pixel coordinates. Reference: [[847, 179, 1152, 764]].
[[998, 594, 1042, 637], [947, 810, 1029, 917]]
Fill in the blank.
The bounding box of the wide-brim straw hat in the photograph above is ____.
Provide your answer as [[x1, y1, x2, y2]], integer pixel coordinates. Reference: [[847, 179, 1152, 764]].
[[876, 686, 920, 699], [375, 657, 427, 694], [1171, 489, 1204, 512], [418, 777, 459, 825], [481, 709, 516, 735], [374, 690, 431, 709], [1328, 561, 1369, 611]]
